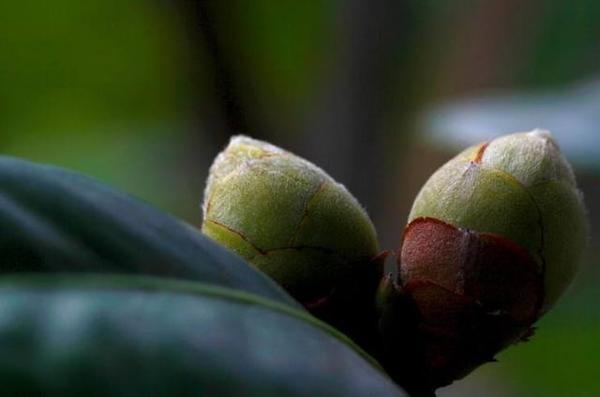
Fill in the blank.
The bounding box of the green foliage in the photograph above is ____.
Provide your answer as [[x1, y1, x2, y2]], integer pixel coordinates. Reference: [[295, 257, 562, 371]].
[[0, 275, 405, 397], [0, 0, 188, 134], [500, 298, 600, 397], [0, 155, 406, 395], [0, 155, 296, 306], [0, 1, 196, 221], [212, 0, 332, 117]]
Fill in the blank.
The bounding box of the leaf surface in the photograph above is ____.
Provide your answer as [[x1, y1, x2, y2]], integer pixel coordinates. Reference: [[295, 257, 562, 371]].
[[0, 275, 407, 397], [0, 156, 296, 306]]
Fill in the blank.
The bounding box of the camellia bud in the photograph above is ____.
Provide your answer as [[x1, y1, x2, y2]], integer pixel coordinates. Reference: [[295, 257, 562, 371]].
[[382, 130, 587, 389], [201, 136, 380, 309]]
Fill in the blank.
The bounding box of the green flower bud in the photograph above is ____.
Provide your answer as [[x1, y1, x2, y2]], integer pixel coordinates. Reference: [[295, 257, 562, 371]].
[[382, 130, 587, 389], [201, 136, 380, 306], [408, 129, 586, 309]]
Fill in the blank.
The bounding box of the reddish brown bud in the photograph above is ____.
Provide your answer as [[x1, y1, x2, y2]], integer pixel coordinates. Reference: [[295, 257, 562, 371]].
[[379, 131, 587, 390], [399, 217, 543, 386]]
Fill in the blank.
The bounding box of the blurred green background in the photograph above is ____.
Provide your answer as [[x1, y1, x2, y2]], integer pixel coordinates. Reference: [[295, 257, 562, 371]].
[[1, 1, 598, 396]]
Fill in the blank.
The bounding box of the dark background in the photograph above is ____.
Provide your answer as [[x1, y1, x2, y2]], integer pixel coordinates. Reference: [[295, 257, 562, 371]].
[[1, 2, 598, 396]]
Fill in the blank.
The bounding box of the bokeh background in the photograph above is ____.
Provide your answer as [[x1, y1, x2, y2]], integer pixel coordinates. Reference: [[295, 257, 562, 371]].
[[1, 1, 598, 396]]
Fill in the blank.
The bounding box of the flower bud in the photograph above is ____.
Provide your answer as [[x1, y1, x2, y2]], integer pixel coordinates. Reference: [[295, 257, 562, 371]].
[[385, 130, 587, 388], [201, 136, 380, 307]]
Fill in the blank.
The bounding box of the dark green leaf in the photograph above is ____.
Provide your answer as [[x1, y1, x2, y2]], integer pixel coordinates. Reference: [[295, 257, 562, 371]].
[[0, 275, 406, 397], [0, 156, 296, 306]]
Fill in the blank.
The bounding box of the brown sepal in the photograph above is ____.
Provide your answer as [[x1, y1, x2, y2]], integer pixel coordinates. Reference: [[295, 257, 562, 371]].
[[393, 217, 544, 389]]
